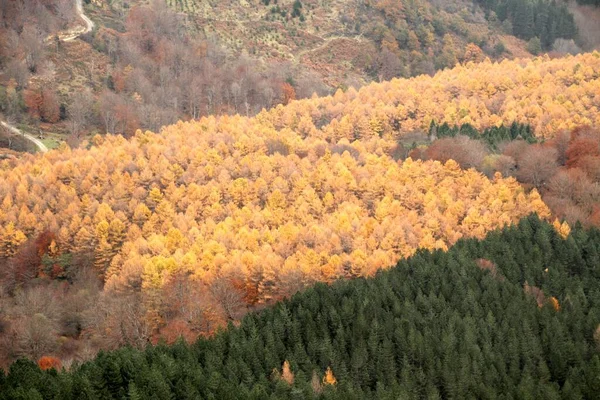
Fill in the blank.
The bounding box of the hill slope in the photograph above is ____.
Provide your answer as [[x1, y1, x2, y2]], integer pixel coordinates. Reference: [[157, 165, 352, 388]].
[[264, 51, 600, 139], [163, 0, 576, 84], [2, 215, 599, 398], [2, 53, 599, 366], [0, 0, 586, 142]]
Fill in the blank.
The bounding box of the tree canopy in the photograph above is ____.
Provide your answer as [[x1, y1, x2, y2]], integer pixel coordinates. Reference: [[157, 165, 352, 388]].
[[1, 215, 599, 399]]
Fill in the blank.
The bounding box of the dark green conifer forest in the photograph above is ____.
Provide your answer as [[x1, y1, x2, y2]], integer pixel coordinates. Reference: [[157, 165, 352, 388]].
[[428, 121, 535, 149], [476, 0, 578, 48], [1, 215, 599, 399]]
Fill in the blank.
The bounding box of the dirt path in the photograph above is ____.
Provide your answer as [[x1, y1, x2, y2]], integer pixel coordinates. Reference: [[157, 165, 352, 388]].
[[1, 121, 49, 153], [62, 0, 95, 42], [295, 34, 365, 60]]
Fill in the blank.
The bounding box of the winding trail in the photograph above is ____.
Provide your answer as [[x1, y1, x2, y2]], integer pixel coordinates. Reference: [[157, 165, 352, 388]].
[[1, 0, 94, 154], [1, 121, 49, 153], [63, 0, 95, 41], [295, 34, 365, 60]]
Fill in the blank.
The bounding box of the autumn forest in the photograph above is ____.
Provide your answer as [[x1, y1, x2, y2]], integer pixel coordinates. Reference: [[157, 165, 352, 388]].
[[1, 0, 600, 398]]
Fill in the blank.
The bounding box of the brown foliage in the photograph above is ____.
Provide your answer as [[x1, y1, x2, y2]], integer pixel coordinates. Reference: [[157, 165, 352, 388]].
[[282, 83, 296, 105], [524, 281, 546, 308], [40, 89, 60, 123], [515, 145, 558, 190], [156, 318, 195, 345], [425, 135, 488, 170], [463, 43, 484, 63], [23, 88, 60, 123], [475, 258, 504, 281], [23, 89, 43, 119], [566, 137, 600, 169], [281, 360, 295, 385]]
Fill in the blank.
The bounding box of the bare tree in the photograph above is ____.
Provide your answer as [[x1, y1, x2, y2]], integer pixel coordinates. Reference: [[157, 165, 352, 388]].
[[99, 90, 119, 134], [55, 0, 76, 29], [552, 39, 581, 55], [425, 135, 489, 170], [13, 314, 59, 361], [209, 277, 246, 321], [500, 139, 529, 164], [492, 154, 516, 177], [378, 49, 404, 82], [67, 90, 94, 137], [515, 145, 559, 190], [21, 26, 44, 73], [84, 291, 150, 350]]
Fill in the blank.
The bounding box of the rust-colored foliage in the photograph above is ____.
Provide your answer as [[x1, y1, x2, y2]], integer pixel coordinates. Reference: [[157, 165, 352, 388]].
[[281, 360, 295, 385], [23, 89, 43, 119], [37, 356, 61, 371], [282, 82, 296, 105], [566, 137, 600, 169], [550, 296, 561, 312], [23, 88, 60, 123], [156, 318, 196, 345], [475, 258, 504, 281]]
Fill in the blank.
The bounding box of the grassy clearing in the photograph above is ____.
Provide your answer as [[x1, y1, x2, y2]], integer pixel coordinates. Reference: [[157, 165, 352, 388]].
[[41, 138, 61, 150]]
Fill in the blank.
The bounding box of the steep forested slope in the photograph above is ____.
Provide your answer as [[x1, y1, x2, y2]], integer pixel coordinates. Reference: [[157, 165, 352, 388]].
[[1, 0, 582, 142], [2, 215, 599, 399], [2, 53, 599, 366], [164, 0, 574, 83], [267, 52, 600, 139], [475, 0, 577, 47], [0, 122, 549, 355]]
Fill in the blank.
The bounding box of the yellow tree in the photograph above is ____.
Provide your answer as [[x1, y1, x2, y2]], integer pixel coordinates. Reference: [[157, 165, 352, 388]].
[[0, 223, 27, 258], [323, 367, 337, 386]]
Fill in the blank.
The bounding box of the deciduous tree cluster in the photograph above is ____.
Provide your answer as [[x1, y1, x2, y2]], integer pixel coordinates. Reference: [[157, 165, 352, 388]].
[[263, 52, 600, 140], [419, 123, 600, 228], [4, 52, 598, 366]]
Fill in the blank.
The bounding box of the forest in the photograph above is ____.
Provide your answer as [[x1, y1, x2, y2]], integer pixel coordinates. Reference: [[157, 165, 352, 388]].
[[1, 52, 600, 367], [1, 215, 599, 398], [0, 0, 600, 392], [268, 52, 600, 139], [0, 0, 317, 141], [475, 0, 577, 48], [8, 53, 596, 366]]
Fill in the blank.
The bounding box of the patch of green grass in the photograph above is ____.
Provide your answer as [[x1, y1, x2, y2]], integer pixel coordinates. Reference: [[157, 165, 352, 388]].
[[41, 138, 61, 150]]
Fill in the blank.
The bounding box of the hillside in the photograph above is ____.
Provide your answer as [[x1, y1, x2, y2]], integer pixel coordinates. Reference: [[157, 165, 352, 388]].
[[2, 215, 599, 398], [266, 52, 600, 139], [2, 0, 581, 143], [160, 0, 580, 82], [2, 52, 600, 366], [1, 0, 600, 394], [5, 55, 592, 367], [163, 0, 533, 84]]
